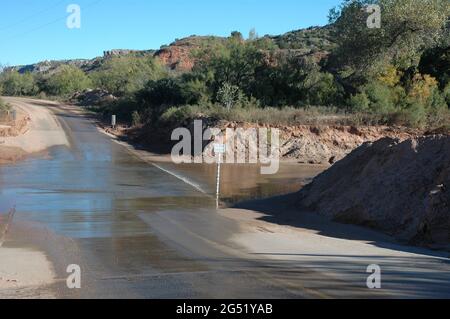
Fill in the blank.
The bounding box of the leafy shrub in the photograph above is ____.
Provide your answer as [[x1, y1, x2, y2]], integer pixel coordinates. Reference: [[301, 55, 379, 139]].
[[363, 82, 397, 114], [216, 82, 242, 110], [90, 56, 166, 96], [131, 110, 142, 126], [442, 83, 450, 106], [305, 72, 343, 106], [348, 92, 370, 111], [180, 75, 211, 105], [397, 102, 428, 127], [138, 78, 186, 108], [160, 105, 201, 124], [45, 65, 92, 96], [0, 71, 39, 96], [419, 45, 450, 88], [0, 97, 10, 112]]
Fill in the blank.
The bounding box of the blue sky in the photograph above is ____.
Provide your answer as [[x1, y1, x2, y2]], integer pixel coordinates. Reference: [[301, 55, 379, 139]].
[[0, 0, 342, 66]]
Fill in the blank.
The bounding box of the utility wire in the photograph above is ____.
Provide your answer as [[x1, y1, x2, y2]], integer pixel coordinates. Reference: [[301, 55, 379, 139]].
[[0, 0, 66, 32], [5, 0, 103, 42]]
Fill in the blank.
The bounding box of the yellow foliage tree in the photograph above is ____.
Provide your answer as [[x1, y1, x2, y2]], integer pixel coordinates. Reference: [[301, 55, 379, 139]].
[[408, 74, 439, 105], [377, 65, 402, 87]]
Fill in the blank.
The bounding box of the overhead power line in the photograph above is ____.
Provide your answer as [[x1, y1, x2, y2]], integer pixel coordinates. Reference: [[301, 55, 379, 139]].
[[5, 0, 104, 42], [0, 0, 66, 32]]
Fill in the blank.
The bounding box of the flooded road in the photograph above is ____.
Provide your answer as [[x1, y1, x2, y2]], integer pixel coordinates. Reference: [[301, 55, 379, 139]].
[[0, 100, 327, 298], [1, 99, 449, 299], [162, 162, 323, 206]]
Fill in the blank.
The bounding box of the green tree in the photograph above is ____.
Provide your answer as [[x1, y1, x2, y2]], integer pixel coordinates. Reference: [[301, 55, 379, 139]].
[[348, 92, 370, 111], [135, 78, 187, 122], [216, 82, 242, 110], [231, 31, 244, 42], [46, 65, 92, 96], [363, 82, 397, 113], [444, 83, 450, 106], [0, 98, 9, 112], [0, 70, 38, 96], [406, 74, 447, 111], [419, 46, 450, 88], [20, 72, 39, 95], [194, 38, 266, 100], [91, 56, 166, 96], [303, 71, 343, 106], [329, 0, 450, 81], [0, 71, 23, 96], [180, 75, 211, 105]]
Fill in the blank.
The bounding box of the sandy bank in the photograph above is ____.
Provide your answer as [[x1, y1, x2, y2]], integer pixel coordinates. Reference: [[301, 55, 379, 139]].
[[298, 136, 450, 250], [220, 196, 450, 298], [216, 136, 450, 297], [0, 218, 56, 298], [0, 97, 69, 164], [0, 247, 55, 298]]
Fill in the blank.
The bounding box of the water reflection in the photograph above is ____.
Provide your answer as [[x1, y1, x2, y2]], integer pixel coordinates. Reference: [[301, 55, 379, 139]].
[[161, 162, 325, 205], [0, 111, 324, 297], [0, 145, 204, 239]]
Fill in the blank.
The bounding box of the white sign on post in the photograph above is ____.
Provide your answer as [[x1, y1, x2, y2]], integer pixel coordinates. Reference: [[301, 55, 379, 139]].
[[111, 115, 116, 129], [214, 144, 226, 154], [214, 143, 225, 209]]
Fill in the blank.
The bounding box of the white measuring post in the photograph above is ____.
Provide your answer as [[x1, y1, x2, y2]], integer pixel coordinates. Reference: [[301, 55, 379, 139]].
[[111, 115, 116, 129], [214, 143, 226, 209]]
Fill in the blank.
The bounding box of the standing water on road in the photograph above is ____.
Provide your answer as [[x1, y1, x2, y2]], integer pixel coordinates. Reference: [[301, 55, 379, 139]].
[[0, 103, 323, 298]]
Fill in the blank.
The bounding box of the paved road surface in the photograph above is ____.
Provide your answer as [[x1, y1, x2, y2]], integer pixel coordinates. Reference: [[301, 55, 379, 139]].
[[0, 98, 448, 298]]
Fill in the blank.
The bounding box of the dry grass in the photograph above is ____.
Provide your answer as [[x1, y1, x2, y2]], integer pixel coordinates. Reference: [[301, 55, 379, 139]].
[[161, 104, 391, 127]]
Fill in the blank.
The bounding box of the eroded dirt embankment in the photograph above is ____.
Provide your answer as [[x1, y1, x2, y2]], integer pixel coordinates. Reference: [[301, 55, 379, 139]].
[[0, 115, 30, 137], [126, 119, 417, 165], [216, 122, 416, 164], [297, 135, 450, 251]]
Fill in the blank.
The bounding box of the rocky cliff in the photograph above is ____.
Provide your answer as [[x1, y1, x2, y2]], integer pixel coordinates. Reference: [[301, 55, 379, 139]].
[[8, 26, 334, 74]]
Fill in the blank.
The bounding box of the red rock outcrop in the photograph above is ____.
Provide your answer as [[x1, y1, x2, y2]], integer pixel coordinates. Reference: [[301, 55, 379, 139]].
[[155, 45, 196, 71]]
